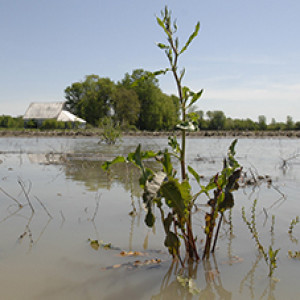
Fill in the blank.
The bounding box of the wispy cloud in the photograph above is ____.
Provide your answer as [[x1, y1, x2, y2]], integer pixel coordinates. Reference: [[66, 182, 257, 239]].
[[194, 55, 286, 66], [196, 82, 300, 122]]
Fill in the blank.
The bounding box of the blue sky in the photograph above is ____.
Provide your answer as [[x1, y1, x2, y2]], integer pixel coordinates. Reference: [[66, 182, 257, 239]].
[[1, 0, 299, 123]]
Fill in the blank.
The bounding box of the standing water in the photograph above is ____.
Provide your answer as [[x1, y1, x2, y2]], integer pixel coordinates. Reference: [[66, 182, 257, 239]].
[[0, 136, 299, 299]]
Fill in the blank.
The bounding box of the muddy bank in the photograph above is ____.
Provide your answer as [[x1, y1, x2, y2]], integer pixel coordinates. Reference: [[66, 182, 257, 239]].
[[1, 129, 300, 138]]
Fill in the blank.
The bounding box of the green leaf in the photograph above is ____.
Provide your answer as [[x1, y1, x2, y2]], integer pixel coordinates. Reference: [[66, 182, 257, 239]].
[[187, 89, 204, 108], [161, 151, 173, 177], [145, 208, 155, 227], [229, 139, 238, 156], [153, 68, 170, 76], [226, 169, 242, 191], [101, 156, 126, 171], [168, 136, 181, 154], [219, 191, 234, 212], [139, 168, 154, 188], [156, 43, 169, 50], [187, 166, 201, 185], [156, 16, 172, 39], [164, 231, 180, 255], [163, 212, 173, 233], [180, 22, 200, 54], [181, 86, 190, 101], [156, 16, 166, 30], [160, 179, 191, 217]]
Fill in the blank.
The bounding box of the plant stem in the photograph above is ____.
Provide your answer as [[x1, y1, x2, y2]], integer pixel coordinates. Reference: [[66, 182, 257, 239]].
[[211, 213, 223, 253]]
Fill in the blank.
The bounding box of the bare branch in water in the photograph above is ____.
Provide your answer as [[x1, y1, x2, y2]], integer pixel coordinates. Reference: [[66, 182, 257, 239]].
[[91, 193, 101, 222], [34, 196, 53, 219], [18, 178, 34, 213], [0, 186, 23, 207], [60, 210, 66, 224], [0, 206, 23, 224]]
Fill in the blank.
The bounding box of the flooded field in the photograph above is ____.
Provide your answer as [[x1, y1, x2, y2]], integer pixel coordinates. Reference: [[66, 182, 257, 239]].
[[0, 136, 299, 299]]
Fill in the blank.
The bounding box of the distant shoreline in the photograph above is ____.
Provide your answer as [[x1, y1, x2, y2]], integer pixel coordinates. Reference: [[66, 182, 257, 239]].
[[0, 129, 300, 138]]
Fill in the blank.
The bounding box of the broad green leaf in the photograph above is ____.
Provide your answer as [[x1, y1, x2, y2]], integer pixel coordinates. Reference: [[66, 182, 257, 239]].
[[180, 22, 200, 54], [163, 212, 173, 233], [219, 191, 234, 212], [143, 150, 159, 160], [145, 208, 155, 227], [160, 179, 191, 217], [132, 144, 142, 166], [187, 89, 204, 108], [101, 156, 126, 171], [226, 169, 242, 191], [164, 231, 180, 255]]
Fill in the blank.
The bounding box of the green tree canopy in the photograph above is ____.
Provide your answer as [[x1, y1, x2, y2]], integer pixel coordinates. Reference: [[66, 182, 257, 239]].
[[113, 86, 141, 126], [207, 110, 226, 130], [258, 115, 267, 130], [120, 69, 179, 130], [65, 75, 116, 126]]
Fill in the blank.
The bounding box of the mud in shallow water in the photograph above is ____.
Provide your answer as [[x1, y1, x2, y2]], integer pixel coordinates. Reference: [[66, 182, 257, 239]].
[[0, 137, 299, 299]]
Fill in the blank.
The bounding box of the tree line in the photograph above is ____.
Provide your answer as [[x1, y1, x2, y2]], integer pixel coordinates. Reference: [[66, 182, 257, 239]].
[[1, 69, 299, 131], [63, 69, 300, 132], [195, 111, 300, 131]]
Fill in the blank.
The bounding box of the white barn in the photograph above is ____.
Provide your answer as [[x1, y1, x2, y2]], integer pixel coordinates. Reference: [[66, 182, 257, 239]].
[[23, 102, 86, 128]]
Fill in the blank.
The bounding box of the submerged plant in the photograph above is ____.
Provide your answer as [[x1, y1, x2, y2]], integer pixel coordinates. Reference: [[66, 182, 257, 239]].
[[102, 6, 242, 263], [242, 200, 280, 277], [98, 116, 122, 145], [288, 216, 299, 235]]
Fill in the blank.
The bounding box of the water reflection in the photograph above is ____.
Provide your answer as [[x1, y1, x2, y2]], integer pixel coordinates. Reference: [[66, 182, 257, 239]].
[[152, 255, 233, 300], [60, 158, 160, 196], [1, 138, 300, 299], [239, 253, 279, 300]]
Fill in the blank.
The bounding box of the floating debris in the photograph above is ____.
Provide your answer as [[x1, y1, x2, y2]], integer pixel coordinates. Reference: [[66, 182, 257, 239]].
[[102, 258, 162, 271]]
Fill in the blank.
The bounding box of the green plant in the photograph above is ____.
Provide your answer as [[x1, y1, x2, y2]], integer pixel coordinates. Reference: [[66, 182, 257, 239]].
[[288, 216, 299, 234], [242, 200, 280, 277], [98, 116, 122, 145], [201, 140, 241, 259], [102, 6, 242, 263]]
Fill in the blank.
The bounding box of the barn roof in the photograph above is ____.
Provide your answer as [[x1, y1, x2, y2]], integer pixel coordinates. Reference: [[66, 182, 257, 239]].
[[23, 102, 65, 119], [57, 110, 86, 123]]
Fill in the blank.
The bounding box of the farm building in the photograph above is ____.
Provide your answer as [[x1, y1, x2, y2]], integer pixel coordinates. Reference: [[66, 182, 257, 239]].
[[23, 102, 86, 128]]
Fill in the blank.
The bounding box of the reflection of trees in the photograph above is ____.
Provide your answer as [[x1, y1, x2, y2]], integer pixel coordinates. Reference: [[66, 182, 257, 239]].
[[63, 160, 160, 194]]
